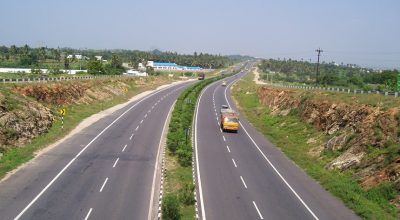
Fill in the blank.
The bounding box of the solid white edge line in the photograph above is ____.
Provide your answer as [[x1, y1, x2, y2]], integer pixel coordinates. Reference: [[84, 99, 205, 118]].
[[253, 201, 264, 219], [122, 144, 127, 152], [13, 82, 182, 220], [99, 177, 109, 192], [148, 101, 176, 220], [232, 158, 237, 168], [224, 70, 319, 220], [84, 208, 93, 220], [195, 82, 219, 220], [113, 158, 120, 168], [194, 73, 242, 220], [240, 176, 248, 189]]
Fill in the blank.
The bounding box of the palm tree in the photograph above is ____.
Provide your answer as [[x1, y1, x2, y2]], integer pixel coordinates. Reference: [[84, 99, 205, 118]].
[[10, 45, 18, 59], [22, 44, 30, 56]]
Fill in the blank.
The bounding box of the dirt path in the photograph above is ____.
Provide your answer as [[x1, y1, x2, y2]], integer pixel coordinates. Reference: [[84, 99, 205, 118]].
[[252, 67, 268, 85]]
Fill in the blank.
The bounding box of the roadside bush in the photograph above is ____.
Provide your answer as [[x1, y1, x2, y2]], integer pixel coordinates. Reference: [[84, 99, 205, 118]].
[[179, 183, 195, 205], [184, 72, 193, 77], [162, 194, 181, 220], [167, 132, 180, 154], [176, 147, 191, 167]]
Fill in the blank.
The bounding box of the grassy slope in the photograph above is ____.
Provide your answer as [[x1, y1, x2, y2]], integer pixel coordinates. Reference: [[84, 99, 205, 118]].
[[265, 85, 400, 110], [231, 71, 398, 219], [0, 77, 173, 179]]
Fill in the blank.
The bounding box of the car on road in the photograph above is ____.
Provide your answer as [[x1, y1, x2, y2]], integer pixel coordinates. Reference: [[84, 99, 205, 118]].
[[220, 106, 239, 132], [221, 80, 227, 86], [198, 73, 205, 80]]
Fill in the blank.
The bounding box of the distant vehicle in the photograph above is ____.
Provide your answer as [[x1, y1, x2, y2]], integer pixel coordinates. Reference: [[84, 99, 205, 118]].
[[221, 80, 227, 86], [198, 73, 205, 80], [220, 106, 239, 132]]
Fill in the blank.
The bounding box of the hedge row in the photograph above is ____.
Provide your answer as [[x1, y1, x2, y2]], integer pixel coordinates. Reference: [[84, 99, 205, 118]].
[[166, 76, 226, 166], [162, 74, 233, 220]]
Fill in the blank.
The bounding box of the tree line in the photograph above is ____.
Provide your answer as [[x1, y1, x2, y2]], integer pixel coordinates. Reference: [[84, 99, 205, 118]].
[[0, 45, 247, 75], [259, 59, 399, 91]]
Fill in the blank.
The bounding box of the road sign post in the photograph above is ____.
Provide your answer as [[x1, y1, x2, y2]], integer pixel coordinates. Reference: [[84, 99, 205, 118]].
[[185, 127, 190, 145], [58, 108, 66, 129]]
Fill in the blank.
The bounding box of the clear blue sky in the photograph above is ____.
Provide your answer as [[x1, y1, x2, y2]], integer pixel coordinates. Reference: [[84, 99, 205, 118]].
[[0, 0, 399, 69]]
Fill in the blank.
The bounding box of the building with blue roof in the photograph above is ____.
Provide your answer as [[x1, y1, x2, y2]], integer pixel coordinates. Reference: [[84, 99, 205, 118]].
[[147, 61, 202, 71]]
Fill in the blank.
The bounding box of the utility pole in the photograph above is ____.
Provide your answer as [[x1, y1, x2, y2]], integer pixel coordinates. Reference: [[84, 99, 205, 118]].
[[315, 48, 323, 83]]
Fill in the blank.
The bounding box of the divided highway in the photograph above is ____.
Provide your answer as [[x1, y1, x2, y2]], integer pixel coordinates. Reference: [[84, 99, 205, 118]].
[[0, 80, 195, 220], [194, 63, 359, 220]]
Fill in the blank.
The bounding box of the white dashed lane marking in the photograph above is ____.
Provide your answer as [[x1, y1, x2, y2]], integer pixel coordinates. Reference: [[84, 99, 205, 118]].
[[232, 158, 237, 168], [226, 145, 231, 153], [113, 158, 119, 168], [122, 144, 127, 152], [99, 177, 109, 192], [84, 208, 93, 220], [253, 201, 264, 219], [240, 176, 248, 189]]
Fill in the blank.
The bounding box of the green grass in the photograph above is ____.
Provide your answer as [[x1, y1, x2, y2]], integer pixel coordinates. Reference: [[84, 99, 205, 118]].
[[163, 69, 239, 219], [0, 77, 173, 179], [164, 148, 195, 220], [231, 70, 399, 219]]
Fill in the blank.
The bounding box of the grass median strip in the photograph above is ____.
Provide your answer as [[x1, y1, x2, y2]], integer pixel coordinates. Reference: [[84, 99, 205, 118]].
[[163, 74, 233, 220], [231, 71, 398, 219]]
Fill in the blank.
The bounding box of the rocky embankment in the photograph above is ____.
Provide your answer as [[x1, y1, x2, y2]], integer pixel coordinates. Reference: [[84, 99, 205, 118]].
[[0, 77, 167, 152], [257, 87, 400, 190], [0, 94, 53, 148]]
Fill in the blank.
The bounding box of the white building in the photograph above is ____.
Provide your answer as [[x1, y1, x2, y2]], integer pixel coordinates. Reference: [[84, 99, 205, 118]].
[[67, 54, 89, 60], [125, 69, 147, 77]]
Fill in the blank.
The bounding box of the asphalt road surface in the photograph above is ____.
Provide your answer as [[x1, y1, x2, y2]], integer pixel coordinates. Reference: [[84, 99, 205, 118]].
[[0, 80, 194, 220], [194, 62, 359, 220]]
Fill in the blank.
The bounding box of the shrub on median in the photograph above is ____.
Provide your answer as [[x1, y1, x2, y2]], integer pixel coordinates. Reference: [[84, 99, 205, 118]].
[[162, 193, 181, 220], [179, 182, 196, 205]]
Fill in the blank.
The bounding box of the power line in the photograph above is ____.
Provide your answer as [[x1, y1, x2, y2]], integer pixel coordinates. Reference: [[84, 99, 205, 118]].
[[315, 48, 323, 83]]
